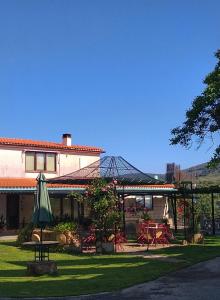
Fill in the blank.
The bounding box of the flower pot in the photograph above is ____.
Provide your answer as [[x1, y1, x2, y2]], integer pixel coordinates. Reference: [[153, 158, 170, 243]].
[[56, 233, 67, 245], [31, 233, 40, 242], [101, 242, 114, 253]]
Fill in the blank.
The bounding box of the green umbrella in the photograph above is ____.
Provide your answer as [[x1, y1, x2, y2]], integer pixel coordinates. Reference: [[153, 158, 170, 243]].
[[32, 173, 53, 242]]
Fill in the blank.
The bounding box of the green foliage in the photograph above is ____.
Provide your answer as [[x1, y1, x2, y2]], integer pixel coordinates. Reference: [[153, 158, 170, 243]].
[[68, 191, 84, 203], [142, 211, 152, 221], [86, 179, 122, 240], [53, 222, 78, 233], [170, 49, 220, 167], [16, 223, 34, 246]]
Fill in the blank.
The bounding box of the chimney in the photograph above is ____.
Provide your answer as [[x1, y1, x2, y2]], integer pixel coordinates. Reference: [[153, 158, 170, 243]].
[[62, 133, 72, 146]]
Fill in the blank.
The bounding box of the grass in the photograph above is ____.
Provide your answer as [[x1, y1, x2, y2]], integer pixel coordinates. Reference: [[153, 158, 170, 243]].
[[0, 236, 220, 297]]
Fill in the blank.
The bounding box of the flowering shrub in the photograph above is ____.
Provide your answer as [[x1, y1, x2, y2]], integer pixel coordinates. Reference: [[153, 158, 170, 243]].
[[85, 179, 122, 242]]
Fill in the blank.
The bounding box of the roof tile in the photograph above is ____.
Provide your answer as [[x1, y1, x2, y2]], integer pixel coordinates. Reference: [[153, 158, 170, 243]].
[[0, 137, 104, 153], [0, 178, 175, 189]]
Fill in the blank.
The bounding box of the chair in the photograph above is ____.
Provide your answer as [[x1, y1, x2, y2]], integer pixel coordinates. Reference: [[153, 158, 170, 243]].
[[114, 231, 127, 251], [81, 226, 96, 250], [154, 225, 169, 246], [137, 222, 153, 247]]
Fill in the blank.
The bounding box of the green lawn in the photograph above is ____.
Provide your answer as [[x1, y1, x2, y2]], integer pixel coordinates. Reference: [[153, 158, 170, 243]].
[[0, 237, 220, 298]]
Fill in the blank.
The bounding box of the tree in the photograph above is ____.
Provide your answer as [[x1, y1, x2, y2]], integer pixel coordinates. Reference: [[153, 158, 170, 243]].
[[85, 179, 122, 253], [170, 49, 220, 167]]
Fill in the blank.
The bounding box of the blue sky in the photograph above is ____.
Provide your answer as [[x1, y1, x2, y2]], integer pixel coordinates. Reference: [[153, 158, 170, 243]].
[[0, 0, 220, 173]]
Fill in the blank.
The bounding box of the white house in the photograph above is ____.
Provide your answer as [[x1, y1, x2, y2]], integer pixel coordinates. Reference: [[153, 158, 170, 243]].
[[0, 134, 104, 230], [0, 133, 175, 233]]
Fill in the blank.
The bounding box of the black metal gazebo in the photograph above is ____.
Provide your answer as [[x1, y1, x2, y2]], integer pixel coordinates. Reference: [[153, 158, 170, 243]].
[[48, 156, 164, 185]]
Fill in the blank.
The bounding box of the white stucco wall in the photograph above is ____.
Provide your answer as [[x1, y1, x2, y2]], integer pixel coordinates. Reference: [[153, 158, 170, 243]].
[[0, 146, 100, 179], [58, 153, 99, 176], [0, 148, 24, 177]]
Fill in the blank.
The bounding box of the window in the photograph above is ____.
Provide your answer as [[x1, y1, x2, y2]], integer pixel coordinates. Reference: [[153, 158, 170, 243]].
[[25, 152, 35, 171], [136, 195, 153, 210], [144, 195, 153, 210], [25, 152, 56, 172]]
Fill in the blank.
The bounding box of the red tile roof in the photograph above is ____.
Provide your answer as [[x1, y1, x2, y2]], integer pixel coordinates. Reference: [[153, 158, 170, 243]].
[[0, 178, 86, 189], [0, 178, 175, 190], [0, 137, 104, 153]]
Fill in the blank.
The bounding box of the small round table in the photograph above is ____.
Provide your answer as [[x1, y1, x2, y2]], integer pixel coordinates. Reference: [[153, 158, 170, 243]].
[[23, 241, 59, 275], [23, 241, 59, 261]]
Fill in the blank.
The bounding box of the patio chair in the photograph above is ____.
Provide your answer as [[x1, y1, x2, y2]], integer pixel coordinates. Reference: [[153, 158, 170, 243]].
[[114, 231, 127, 251], [106, 230, 127, 252], [81, 226, 96, 250], [162, 224, 174, 241], [137, 222, 153, 247], [153, 225, 169, 246]]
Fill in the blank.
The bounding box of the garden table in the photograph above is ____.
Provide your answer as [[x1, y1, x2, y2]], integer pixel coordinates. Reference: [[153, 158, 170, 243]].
[[23, 241, 59, 261], [23, 241, 59, 275]]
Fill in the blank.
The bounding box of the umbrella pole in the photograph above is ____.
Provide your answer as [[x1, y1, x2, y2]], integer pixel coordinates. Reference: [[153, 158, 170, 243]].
[[40, 227, 43, 261]]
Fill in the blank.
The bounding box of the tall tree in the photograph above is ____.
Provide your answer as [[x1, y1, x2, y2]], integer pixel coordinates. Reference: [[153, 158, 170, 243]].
[[170, 50, 220, 167]]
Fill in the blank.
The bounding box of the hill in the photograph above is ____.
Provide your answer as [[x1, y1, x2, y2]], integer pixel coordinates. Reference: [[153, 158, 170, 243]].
[[183, 163, 220, 185], [148, 163, 220, 185]]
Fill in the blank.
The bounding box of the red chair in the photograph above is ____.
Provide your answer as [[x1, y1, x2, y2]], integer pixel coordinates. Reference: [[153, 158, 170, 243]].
[[137, 222, 153, 247], [81, 226, 96, 250], [114, 231, 127, 251], [154, 224, 169, 246]]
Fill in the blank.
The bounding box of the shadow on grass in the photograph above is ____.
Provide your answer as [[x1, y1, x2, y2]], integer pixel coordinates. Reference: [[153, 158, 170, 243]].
[[0, 259, 179, 298], [5, 255, 146, 266], [149, 236, 220, 264], [1, 237, 220, 297], [0, 240, 18, 247]]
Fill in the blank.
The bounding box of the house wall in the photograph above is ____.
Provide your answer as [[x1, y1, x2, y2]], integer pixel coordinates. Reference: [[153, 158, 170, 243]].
[[0, 148, 24, 177], [58, 153, 99, 176], [124, 196, 168, 235], [149, 197, 167, 221], [3, 194, 81, 229], [0, 147, 100, 179], [19, 194, 34, 225]]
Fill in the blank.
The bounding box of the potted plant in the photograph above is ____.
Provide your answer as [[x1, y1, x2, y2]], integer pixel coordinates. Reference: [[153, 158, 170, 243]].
[[54, 222, 79, 247], [141, 209, 151, 222], [85, 179, 122, 254]]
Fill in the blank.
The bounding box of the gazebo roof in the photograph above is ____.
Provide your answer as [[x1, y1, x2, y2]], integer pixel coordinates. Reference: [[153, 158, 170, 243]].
[[48, 156, 164, 185]]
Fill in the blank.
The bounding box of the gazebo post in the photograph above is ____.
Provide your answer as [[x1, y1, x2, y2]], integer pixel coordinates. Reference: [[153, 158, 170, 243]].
[[183, 192, 187, 240], [122, 185, 126, 236], [191, 183, 195, 241], [174, 194, 177, 233], [77, 201, 81, 225], [70, 196, 74, 220], [211, 192, 215, 235]]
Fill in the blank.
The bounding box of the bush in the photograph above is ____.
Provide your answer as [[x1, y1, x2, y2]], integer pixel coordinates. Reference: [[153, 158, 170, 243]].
[[17, 223, 34, 246], [53, 222, 78, 233]]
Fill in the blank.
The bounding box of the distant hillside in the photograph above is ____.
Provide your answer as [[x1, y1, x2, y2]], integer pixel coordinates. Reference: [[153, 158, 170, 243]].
[[183, 163, 220, 185], [148, 163, 220, 185], [183, 163, 220, 177]]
